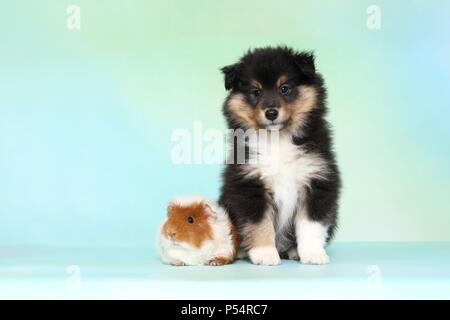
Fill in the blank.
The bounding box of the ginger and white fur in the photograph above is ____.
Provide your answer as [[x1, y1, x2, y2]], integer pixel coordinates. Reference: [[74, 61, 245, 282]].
[[158, 196, 236, 266]]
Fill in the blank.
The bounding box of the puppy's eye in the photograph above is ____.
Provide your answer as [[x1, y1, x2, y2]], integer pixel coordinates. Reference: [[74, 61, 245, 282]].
[[253, 89, 262, 97], [187, 216, 195, 224], [279, 85, 291, 95]]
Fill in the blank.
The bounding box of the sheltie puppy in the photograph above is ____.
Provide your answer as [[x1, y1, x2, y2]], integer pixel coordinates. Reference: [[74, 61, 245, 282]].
[[218, 46, 341, 265]]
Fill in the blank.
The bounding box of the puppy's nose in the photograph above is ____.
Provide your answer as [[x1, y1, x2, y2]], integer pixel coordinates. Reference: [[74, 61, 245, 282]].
[[265, 108, 279, 121]]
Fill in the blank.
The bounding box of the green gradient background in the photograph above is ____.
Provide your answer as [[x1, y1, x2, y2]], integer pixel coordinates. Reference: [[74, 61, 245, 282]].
[[1, 0, 450, 247]]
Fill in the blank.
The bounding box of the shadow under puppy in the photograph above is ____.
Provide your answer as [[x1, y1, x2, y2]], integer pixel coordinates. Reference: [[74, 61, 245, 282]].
[[219, 46, 341, 265], [159, 196, 239, 266]]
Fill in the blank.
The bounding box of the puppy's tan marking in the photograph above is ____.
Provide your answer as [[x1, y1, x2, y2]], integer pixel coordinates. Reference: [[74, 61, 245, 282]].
[[241, 212, 276, 249], [276, 75, 288, 87], [251, 80, 263, 90], [227, 94, 258, 129], [285, 85, 318, 134]]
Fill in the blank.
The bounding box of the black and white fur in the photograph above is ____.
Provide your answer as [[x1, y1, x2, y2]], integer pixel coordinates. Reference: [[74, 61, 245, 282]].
[[218, 47, 341, 265]]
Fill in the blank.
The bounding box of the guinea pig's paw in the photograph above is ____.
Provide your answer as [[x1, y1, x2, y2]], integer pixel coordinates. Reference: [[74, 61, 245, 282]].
[[298, 246, 330, 265], [248, 247, 281, 266], [208, 256, 232, 266], [171, 260, 186, 266]]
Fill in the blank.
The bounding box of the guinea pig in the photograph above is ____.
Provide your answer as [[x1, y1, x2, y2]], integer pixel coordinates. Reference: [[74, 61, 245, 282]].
[[158, 196, 239, 266]]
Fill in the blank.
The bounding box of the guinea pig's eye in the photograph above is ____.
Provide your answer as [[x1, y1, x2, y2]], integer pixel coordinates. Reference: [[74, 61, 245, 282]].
[[187, 216, 195, 224], [253, 89, 262, 97], [279, 84, 291, 95]]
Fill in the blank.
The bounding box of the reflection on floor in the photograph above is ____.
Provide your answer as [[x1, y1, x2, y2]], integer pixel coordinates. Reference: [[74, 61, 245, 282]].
[[1, 242, 449, 299]]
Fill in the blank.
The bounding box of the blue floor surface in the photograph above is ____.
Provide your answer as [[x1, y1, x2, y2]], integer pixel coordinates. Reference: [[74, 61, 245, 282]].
[[1, 242, 449, 299]]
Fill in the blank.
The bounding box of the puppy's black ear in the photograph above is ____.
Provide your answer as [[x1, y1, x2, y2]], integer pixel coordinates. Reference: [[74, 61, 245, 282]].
[[293, 52, 316, 80], [221, 63, 239, 91]]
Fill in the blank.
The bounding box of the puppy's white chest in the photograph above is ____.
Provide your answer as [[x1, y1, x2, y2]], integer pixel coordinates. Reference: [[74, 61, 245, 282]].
[[268, 162, 299, 231], [257, 140, 301, 230], [248, 136, 328, 229]]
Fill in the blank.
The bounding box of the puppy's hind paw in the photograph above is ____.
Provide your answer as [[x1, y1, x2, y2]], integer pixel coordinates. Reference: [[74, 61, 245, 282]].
[[248, 247, 281, 266], [287, 247, 299, 261]]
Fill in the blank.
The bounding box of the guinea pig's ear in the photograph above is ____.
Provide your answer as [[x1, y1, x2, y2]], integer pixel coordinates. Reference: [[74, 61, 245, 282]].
[[167, 202, 175, 217], [203, 202, 218, 221], [221, 63, 241, 91], [293, 51, 316, 81]]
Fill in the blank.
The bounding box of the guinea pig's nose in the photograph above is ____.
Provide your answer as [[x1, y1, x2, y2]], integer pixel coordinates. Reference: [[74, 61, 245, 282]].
[[168, 232, 176, 240], [265, 108, 278, 121]]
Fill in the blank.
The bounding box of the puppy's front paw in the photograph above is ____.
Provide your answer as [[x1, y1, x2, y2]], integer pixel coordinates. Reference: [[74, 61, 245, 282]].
[[248, 247, 281, 266], [298, 247, 330, 265]]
